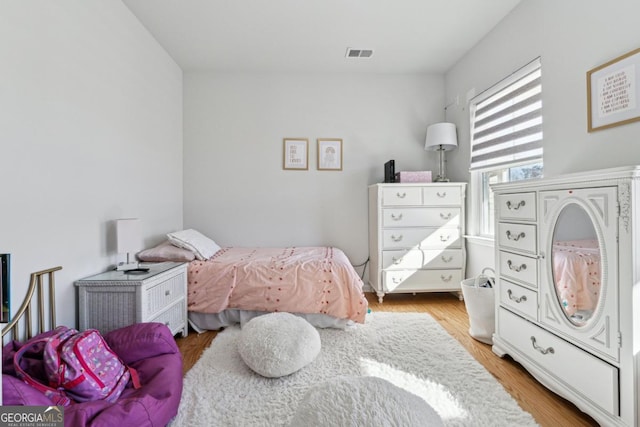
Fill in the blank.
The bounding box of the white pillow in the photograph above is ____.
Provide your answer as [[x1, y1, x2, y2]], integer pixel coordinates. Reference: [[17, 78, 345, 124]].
[[290, 376, 444, 427], [166, 229, 221, 260], [238, 312, 321, 378]]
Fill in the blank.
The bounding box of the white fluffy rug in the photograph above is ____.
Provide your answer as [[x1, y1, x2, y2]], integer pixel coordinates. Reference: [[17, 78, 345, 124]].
[[172, 312, 538, 427]]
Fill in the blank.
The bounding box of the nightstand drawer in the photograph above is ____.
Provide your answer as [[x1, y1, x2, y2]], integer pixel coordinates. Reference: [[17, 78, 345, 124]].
[[145, 271, 186, 316], [149, 299, 186, 336]]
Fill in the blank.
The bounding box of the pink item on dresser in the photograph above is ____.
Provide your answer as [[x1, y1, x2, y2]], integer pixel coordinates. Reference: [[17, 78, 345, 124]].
[[186, 246, 368, 323], [395, 171, 432, 183]]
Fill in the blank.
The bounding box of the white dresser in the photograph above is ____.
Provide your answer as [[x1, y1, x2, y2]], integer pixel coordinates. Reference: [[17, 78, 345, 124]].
[[368, 182, 466, 303], [76, 262, 188, 337], [492, 166, 640, 426]]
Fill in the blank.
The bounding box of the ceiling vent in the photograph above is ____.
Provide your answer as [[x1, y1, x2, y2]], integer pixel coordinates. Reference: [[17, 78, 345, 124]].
[[345, 48, 374, 58]]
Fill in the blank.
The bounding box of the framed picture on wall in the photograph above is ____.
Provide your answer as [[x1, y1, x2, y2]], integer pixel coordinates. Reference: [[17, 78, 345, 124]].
[[587, 47, 640, 132], [283, 138, 309, 170], [317, 138, 343, 171]]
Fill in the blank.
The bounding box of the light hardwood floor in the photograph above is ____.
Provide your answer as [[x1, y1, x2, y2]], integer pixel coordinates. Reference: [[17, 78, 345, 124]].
[[175, 292, 599, 427]]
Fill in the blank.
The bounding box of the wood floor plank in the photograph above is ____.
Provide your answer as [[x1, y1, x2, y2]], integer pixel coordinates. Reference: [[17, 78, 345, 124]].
[[175, 292, 598, 426]]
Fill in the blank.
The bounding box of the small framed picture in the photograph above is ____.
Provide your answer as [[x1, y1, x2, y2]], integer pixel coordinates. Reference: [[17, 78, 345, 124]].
[[317, 138, 343, 171], [283, 138, 309, 170]]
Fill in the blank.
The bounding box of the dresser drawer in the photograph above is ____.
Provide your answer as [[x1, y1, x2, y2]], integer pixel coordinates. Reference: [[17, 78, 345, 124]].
[[497, 192, 536, 221], [423, 186, 462, 205], [500, 280, 538, 319], [498, 222, 537, 254], [382, 208, 460, 227], [382, 227, 461, 249], [382, 187, 422, 206], [499, 251, 538, 287], [384, 269, 462, 293], [382, 249, 463, 270], [498, 309, 618, 416]]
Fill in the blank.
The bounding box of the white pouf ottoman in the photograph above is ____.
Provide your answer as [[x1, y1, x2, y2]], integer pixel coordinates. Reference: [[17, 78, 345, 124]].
[[238, 312, 321, 378], [289, 376, 444, 427]]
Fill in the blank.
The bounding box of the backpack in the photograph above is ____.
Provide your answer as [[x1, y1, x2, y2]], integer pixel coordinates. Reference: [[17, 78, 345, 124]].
[[13, 326, 140, 406]]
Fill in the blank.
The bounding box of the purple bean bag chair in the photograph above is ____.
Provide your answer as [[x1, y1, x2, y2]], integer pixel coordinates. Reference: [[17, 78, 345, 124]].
[[2, 322, 183, 427]]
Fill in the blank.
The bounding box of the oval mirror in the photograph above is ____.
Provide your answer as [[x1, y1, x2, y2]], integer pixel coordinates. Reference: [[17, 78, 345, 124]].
[[551, 203, 601, 326]]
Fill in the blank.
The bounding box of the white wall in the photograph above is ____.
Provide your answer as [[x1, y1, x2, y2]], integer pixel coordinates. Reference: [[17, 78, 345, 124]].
[[0, 1, 183, 329], [445, 0, 640, 277], [184, 72, 444, 270]]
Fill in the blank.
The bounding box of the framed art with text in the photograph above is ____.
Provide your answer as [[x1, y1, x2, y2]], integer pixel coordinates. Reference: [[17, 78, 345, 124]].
[[587, 47, 640, 132], [283, 138, 309, 170]]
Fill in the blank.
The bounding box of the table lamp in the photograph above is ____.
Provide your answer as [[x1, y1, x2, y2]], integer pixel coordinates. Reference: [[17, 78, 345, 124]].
[[116, 218, 142, 272], [425, 122, 458, 182]]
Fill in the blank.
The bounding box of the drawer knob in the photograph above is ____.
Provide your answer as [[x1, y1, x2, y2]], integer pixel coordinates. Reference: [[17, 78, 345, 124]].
[[396, 192, 407, 198], [440, 274, 453, 282], [440, 255, 453, 263], [165, 290, 171, 296], [391, 257, 400, 264], [506, 200, 526, 210], [507, 289, 527, 303], [391, 213, 403, 221], [392, 277, 403, 284], [391, 235, 403, 242], [507, 260, 527, 272], [440, 212, 452, 220], [530, 336, 554, 355], [506, 230, 526, 241], [436, 191, 447, 198], [439, 235, 451, 242]]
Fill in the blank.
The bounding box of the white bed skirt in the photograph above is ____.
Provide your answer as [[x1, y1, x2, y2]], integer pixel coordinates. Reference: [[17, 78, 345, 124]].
[[188, 309, 354, 333]]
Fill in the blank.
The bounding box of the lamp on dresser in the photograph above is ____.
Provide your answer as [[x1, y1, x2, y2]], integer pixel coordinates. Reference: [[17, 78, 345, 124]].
[[425, 122, 458, 182]]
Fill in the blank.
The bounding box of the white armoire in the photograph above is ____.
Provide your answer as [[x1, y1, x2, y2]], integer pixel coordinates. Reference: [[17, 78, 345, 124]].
[[491, 166, 640, 426]]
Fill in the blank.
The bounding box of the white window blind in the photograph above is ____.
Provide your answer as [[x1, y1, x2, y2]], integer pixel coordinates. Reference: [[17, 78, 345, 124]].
[[470, 58, 543, 171]]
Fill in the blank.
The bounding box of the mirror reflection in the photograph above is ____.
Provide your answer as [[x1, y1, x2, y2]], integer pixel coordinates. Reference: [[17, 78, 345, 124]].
[[551, 204, 601, 326]]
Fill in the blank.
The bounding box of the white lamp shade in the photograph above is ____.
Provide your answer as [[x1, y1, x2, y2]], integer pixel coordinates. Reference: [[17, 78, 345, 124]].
[[116, 218, 142, 254], [425, 122, 458, 152]]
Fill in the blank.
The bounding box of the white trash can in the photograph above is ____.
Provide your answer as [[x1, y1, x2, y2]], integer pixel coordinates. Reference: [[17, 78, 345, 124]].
[[461, 268, 495, 345]]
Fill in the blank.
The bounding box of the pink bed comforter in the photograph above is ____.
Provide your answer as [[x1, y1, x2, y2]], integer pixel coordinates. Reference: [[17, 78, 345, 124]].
[[187, 247, 368, 323], [552, 239, 601, 315]]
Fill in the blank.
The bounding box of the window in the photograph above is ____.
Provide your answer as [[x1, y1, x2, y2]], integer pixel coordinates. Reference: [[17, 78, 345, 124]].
[[470, 58, 543, 237]]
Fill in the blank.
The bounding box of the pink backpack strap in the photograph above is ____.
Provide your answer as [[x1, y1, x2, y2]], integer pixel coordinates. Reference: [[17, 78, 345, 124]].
[[13, 337, 73, 407], [127, 366, 141, 389]]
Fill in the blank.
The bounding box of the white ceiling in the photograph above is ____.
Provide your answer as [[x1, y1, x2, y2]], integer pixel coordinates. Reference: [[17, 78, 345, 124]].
[[122, 0, 521, 74]]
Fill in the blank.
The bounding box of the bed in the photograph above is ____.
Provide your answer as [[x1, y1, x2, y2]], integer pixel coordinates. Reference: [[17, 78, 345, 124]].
[[185, 246, 368, 330], [137, 230, 369, 331], [552, 239, 601, 318]]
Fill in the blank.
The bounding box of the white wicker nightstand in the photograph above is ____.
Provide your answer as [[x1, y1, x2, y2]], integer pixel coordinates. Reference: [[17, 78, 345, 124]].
[[75, 262, 188, 337]]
